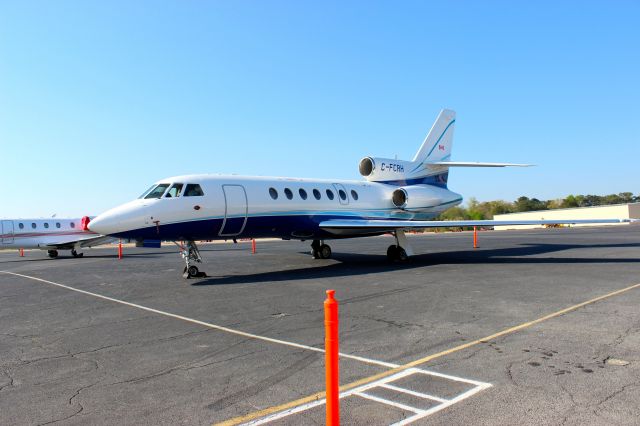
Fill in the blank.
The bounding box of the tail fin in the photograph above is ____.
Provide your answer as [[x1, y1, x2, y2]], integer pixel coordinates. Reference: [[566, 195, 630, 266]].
[[412, 109, 456, 163]]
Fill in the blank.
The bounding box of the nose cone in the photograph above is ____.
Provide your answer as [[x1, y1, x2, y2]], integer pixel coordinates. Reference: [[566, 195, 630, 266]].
[[89, 200, 148, 236], [87, 213, 118, 235]]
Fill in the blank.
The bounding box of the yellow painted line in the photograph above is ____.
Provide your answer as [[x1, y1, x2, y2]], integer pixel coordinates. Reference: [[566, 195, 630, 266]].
[[216, 281, 640, 426]]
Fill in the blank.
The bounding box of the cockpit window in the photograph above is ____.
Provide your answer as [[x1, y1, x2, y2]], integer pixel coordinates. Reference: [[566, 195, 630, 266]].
[[144, 184, 170, 199], [184, 184, 204, 197], [165, 183, 184, 198], [138, 185, 157, 199]]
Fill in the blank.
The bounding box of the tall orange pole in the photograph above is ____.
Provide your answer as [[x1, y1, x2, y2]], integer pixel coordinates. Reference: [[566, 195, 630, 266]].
[[473, 226, 478, 249], [251, 239, 256, 254], [118, 240, 123, 259], [19, 248, 24, 257], [324, 290, 340, 426]]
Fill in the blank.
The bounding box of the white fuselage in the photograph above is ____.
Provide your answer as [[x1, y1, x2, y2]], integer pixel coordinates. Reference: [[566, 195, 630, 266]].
[[0, 218, 99, 250], [88, 175, 463, 241]]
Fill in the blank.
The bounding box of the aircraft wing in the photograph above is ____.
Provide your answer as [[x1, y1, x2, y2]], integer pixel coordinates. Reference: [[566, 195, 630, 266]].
[[40, 235, 117, 250], [425, 161, 533, 167], [320, 218, 635, 235]]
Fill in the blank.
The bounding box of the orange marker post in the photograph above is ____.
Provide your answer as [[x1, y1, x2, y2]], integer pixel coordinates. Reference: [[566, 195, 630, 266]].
[[324, 290, 340, 426], [19, 248, 24, 257], [473, 226, 478, 249], [251, 239, 256, 254], [118, 240, 123, 259]]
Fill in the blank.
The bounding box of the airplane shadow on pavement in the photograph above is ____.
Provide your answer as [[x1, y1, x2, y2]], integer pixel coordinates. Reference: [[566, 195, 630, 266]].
[[191, 242, 640, 286]]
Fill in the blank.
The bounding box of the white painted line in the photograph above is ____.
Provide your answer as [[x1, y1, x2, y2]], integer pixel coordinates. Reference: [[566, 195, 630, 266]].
[[0, 270, 395, 368], [390, 381, 493, 426], [413, 367, 488, 386], [240, 367, 492, 425], [355, 392, 422, 414], [379, 383, 448, 404], [240, 369, 419, 425]]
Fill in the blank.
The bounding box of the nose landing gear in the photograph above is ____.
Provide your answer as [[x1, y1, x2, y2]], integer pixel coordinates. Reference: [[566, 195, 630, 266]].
[[179, 241, 207, 279]]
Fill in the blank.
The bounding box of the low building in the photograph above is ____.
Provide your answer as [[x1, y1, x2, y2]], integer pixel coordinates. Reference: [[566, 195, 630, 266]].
[[493, 203, 640, 230]]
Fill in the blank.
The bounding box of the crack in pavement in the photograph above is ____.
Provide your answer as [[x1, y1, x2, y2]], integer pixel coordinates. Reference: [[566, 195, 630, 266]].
[[206, 351, 319, 411], [17, 328, 213, 367], [0, 369, 15, 392]]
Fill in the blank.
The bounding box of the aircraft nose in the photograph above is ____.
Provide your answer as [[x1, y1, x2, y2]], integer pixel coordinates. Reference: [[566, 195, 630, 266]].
[[88, 213, 119, 235]]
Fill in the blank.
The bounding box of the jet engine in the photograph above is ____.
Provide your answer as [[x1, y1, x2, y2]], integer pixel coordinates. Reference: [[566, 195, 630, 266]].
[[358, 157, 414, 182], [391, 185, 452, 211]]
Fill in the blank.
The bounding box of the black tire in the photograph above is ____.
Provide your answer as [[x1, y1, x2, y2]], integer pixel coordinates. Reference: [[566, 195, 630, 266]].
[[319, 244, 332, 259], [396, 247, 408, 262], [48, 250, 58, 258], [187, 265, 199, 278], [386, 245, 398, 261]]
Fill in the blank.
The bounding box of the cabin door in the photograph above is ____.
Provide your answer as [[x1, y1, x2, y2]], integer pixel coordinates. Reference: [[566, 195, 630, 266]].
[[1, 220, 14, 244], [219, 185, 248, 237], [332, 183, 349, 205]]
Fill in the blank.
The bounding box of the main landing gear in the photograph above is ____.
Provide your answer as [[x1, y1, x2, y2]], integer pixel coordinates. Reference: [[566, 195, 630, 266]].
[[71, 249, 84, 258], [311, 239, 332, 259], [47, 250, 58, 258], [179, 240, 207, 279], [386, 230, 413, 262]]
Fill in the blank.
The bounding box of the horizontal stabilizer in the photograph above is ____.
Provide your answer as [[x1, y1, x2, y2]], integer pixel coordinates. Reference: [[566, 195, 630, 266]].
[[320, 218, 635, 235], [426, 161, 533, 167]]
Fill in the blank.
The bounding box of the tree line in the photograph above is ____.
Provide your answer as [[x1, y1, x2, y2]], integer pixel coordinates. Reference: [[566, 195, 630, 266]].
[[438, 192, 638, 221]]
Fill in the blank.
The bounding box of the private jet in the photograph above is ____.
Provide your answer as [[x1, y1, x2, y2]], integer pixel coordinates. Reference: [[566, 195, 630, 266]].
[[88, 110, 632, 278], [0, 216, 114, 258]]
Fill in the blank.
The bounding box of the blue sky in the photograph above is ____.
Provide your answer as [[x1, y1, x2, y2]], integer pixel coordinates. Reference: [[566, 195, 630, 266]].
[[1, 1, 638, 217]]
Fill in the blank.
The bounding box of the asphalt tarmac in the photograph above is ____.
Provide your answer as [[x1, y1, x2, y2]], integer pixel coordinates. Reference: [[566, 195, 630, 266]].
[[1, 226, 639, 425]]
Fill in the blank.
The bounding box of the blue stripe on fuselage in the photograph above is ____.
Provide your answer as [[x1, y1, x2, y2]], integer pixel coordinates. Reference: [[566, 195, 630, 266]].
[[108, 212, 438, 241]]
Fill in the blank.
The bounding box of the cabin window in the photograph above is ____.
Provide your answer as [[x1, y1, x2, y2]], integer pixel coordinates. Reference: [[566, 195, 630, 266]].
[[338, 189, 347, 201], [165, 183, 184, 198], [351, 190, 359, 201], [31, 223, 36, 229], [56, 223, 61, 228], [313, 189, 321, 200], [269, 188, 278, 200], [44, 223, 49, 229], [144, 183, 170, 199], [299, 189, 308, 200], [284, 188, 293, 200], [19, 223, 24, 229], [70, 222, 75, 228], [184, 184, 204, 197], [326, 189, 335, 200]]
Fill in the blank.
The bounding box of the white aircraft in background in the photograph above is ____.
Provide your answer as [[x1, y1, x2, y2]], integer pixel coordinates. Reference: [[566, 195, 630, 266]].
[[88, 109, 632, 278], [0, 216, 113, 258]]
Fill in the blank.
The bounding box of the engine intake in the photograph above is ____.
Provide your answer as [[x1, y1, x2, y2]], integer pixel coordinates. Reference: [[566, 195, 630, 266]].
[[392, 188, 408, 208], [359, 157, 375, 176], [390, 185, 454, 211]]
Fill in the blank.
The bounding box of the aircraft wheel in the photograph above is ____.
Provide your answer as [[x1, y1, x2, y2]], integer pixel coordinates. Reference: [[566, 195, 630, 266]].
[[396, 247, 408, 262], [386, 245, 398, 261], [71, 249, 84, 258], [387, 245, 408, 262], [187, 265, 200, 278], [48, 250, 59, 258], [319, 244, 332, 259]]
